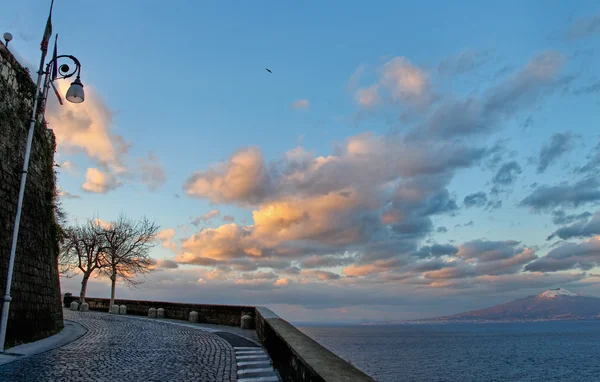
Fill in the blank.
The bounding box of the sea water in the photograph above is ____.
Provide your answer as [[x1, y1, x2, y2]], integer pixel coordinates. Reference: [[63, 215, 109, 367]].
[[298, 321, 600, 382]]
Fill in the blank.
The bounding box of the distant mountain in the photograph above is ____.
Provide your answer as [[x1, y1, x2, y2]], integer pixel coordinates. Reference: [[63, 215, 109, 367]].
[[367, 288, 600, 324]]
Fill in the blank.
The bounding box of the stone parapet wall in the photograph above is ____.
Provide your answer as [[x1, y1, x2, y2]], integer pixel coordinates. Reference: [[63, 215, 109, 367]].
[[255, 306, 374, 382], [78, 297, 255, 327], [0, 41, 63, 347]]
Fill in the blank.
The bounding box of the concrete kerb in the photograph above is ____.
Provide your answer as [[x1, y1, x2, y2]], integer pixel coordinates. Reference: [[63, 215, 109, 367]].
[[0, 320, 87, 366]]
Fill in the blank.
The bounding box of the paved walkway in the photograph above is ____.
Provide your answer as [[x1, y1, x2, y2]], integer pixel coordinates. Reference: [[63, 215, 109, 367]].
[[0, 310, 237, 381]]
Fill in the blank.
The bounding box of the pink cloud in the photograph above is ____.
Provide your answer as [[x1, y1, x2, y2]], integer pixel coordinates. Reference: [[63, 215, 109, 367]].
[[291, 99, 310, 110], [184, 147, 270, 204], [46, 81, 129, 173], [81, 168, 120, 193]]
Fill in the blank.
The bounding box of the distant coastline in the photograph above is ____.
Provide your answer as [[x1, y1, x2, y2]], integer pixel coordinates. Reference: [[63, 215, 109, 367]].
[[364, 288, 600, 325], [363, 316, 600, 325]]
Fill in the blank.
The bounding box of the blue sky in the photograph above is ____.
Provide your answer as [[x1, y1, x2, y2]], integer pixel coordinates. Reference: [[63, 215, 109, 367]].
[[3, 1, 600, 322]]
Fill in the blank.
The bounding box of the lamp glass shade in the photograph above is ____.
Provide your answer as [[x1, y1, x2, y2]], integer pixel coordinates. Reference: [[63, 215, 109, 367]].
[[66, 78, 84, 103]]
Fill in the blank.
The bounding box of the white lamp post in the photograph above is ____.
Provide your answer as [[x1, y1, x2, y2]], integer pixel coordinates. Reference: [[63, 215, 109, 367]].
[[0, 1, 84, 352]]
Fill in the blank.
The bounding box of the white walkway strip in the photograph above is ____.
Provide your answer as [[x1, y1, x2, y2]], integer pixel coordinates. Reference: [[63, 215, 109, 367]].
[[238, 360, 272, 368], [238, 367, 276, 375], [234, 346, 280, 381], [237, 377, 280, 382], [236, 350, 265, 355]]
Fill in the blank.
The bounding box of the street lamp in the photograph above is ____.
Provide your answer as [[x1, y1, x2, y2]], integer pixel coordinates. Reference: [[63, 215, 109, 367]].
[[0, 6, 84, 352]]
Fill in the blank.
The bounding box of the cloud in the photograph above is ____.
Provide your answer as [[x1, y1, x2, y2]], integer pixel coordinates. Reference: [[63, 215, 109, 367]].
[[184, 147, 271, 205], [436, 226, 448, 233], [354, 57, 432, 109], [486, 200, 502, 210], [457, 240, 524, 262], [46, 81, 130, 174], [410, 241, 538, 280], [222, 215, 235, 223], [464, 192, 487, 208], [184, 133, 486, 206], [57, 188, 81, 200], [300, 255, 354, 269], [300, 269, 341, 281], [438, 50, 490, 75], [355, 85, 380, 107], [536, 132, 575, 173], [547, 211, 600, 240], [551, 210, 592, 225], [290, 99, 310, 110], [566, 13, 600, 40], [414, 244, 458, 258], [177, 129, 494, 286], [274, 278, 290, 286], [251, 191, 372, 247], [573, 81, 600, 95], [416, 51, 564, 139], [157, 228, 176, 242], [381, 57, 431, 105], [157, 228, 178, 252], [138, 152, 166, 191], [60, 160, 77, 173], [154, 259, 179, 269], [191, 209, 221, 226], [520, 178, 600, 211], [484, 51, 564, 116], [525, 237, 600, 272], [576, 142, 600, 175], [176, 223, 261, 263], [81, 168, 120, 193], [473, 248, 537, 276], [492, 161, 522, 185]]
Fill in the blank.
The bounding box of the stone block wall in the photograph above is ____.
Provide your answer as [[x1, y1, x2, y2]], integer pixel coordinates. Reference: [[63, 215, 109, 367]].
[[0, 41, 63, 347], [81, 297, 255, 327], [255, 307, 374, 382]]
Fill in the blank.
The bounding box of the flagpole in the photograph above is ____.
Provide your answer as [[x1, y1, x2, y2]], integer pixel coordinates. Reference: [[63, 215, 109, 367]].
[[0, 0, 54, 352]]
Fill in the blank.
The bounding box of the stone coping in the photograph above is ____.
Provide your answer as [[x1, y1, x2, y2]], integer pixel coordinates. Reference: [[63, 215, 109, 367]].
[[255, 306, 374, 382]]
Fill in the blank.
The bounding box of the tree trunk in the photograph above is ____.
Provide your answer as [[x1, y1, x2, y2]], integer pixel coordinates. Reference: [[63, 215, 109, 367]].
[[79, 273, 90, 304], [109, 270, 116, 313]]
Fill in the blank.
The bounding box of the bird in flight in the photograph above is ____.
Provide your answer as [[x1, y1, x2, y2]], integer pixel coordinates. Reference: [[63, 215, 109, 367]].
[[266, 68, 272, 73]]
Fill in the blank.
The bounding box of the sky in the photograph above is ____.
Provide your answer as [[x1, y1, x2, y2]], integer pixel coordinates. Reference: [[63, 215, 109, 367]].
[[2, 1, 600, 323]]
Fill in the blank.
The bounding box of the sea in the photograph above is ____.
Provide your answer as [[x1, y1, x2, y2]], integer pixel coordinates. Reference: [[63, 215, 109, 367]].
[[298, 321, 600, 382]]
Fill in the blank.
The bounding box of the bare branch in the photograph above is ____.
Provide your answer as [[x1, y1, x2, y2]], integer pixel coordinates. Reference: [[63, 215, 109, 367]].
[[99, 213, 159, 307]]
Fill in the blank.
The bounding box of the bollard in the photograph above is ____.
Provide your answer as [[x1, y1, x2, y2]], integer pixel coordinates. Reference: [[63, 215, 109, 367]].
[[241, 314, 254, 329], [111, 305, 120, 314], [148, 308, 156, 318], [80, 303, 89, 312], [69, 301, 79, 311], [157, 308, 165, 318], [189, 311, 199, 323], [119, 305, 127, 315]]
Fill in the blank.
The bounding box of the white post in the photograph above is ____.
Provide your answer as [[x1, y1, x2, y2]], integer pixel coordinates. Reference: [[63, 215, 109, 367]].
[[0, 47, 48, 352]]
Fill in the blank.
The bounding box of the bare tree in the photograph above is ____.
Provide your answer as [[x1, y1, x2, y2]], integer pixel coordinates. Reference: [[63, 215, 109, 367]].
[[100, 214, 158, 312], [60, 220, 107, 303]]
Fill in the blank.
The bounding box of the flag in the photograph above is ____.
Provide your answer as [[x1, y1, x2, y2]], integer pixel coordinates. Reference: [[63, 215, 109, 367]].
[[50, 80, 63, 105], [40, 0, 54, 51], [51, 34, 58, 81]]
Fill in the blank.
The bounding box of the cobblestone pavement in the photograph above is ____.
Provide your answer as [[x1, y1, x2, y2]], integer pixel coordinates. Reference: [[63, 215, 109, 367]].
[[0, 310, 237, 382]]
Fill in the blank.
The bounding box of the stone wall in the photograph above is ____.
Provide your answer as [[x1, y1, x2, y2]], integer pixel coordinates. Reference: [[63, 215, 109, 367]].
[[255, 307, 373, 382], [0, 41, 63, 347], [79, 297, 255, 327]]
